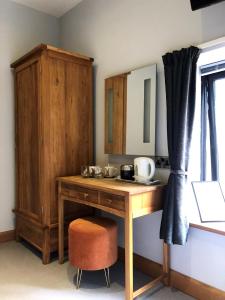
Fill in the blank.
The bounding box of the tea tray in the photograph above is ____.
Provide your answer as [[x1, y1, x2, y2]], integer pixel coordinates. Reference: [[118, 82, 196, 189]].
[[115, 176, 160, 186]]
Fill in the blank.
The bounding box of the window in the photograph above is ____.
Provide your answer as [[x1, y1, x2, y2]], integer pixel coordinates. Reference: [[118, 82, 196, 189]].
[[188, 40, 225, 222], [200, 67, 225, 182]]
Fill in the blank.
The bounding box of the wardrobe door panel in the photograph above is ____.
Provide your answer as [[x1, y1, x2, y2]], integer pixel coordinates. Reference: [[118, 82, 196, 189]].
[[65, 62, 93, 175], [16, 61, 41, 220], [46, 58, 67, 224]]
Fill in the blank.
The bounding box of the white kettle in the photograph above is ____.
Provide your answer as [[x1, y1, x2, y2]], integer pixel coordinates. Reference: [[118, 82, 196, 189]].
[[133, 157, 155, 182]]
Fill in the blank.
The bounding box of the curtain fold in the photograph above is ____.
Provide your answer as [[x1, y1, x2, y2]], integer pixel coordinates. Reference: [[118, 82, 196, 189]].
[[208, 76, 219, 181], [160, 46, 200, 245], [200, 77, 208, 181], [200, 71, 224, 181]]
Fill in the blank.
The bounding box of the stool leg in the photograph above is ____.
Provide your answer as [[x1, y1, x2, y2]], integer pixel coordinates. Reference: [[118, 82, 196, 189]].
[[107, 268, 110, 287], [104, 268, 110, 288], [76, 268, 83, 289]]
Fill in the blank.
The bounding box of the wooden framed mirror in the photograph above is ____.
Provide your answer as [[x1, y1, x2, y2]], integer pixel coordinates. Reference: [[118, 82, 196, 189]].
[[105, 64, 156, 156]]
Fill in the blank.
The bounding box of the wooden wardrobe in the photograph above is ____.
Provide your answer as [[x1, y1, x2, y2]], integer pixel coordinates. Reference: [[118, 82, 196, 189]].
[[11, 44, 94, 264]]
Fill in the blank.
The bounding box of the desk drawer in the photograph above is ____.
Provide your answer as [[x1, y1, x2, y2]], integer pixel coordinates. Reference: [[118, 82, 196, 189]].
[[61, 183, 98, 204], [99, 192, 125, 211]]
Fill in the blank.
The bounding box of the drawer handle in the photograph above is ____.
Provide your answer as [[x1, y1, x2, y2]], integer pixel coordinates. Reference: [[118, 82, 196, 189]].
[[105, 198, 113, 204], [84, 193, 89, 199]]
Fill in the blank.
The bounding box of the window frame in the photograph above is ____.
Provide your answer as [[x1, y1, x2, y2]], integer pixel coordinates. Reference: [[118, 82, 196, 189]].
[[188, 37, 225, 234]]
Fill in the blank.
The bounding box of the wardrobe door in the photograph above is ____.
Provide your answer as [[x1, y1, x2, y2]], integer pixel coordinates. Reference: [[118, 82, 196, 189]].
[[61, 62, 94, 223], [65, 61, 93, 175], [42, 57, 67, 225], [16, 61, 41, 221], [43, 58, 93, 225]]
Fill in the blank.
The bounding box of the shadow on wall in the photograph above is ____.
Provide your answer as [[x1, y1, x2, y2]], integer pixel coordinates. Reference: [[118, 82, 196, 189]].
[[202, 1, 225, 41]]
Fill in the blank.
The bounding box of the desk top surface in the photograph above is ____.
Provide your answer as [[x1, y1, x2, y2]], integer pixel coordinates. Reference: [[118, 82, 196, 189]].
[[57, 175, 165, 195]]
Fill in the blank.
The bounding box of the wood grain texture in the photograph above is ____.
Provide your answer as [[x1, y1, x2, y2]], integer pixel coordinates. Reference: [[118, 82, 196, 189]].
[[47, 57, 67, 225], [58, 176, 166, 299], [12, 45, 94, 264], [0, 230, 15, 243], [190, 221, 225, 236], [16, 60, 41, 221], [131, 188, 164, 218], [118, 246, 162, 278], [57, 176, 166, 196], [133, 275, 165, 298], [65, 62, 93, 175], [105, 77, 113, 154], [171, 270, 225, 300], [58, 182, 64, 264], [105, 75, 127, 154], [163, 242, 170, 286], [61, 194, 125, 218], [125, 194, 133, 300], [119, 247, 225, 300], [11, 44, 93, 68]]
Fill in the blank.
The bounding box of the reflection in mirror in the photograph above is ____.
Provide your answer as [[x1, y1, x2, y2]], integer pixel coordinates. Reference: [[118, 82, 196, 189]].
[[107, 88, 113, 144], [126, 64, 156, 155], [105, 64, 156, 156], [144, 78, 151, 143]]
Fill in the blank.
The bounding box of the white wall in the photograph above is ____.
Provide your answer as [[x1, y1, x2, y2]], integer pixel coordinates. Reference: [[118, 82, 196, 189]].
[[60, 0, 225, 291], [60, 0, 202, 164], [0, 0, 60, 232]]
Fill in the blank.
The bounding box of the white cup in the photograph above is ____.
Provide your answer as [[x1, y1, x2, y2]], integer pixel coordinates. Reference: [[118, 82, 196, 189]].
[[81, 165, 102, 178], [89, 166, 102, 177], [103, 165, 118, 178]]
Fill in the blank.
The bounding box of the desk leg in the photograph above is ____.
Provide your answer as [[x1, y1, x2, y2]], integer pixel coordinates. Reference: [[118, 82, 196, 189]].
[[58, 185, 64, 264], [163, 242, 170, 286], [125, 196, 133, 300]]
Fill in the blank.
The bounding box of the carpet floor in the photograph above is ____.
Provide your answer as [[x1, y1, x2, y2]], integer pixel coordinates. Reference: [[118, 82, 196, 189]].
[[0, 241, 195, 300]]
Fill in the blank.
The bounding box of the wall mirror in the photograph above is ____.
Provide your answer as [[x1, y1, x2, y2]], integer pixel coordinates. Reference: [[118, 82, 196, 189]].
[[105, 64, 156, 156]]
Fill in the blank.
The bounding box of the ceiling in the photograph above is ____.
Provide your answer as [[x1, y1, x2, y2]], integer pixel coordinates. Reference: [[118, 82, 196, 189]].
[[11, 0, 83, 17]]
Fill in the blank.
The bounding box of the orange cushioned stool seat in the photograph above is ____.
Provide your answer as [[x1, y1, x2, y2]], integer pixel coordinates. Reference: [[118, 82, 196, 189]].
[[69, 216, 118, 288]]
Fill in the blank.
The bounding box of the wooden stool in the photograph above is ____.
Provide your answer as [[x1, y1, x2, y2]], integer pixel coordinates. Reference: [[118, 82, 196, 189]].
[[68, 216, 118, 289]]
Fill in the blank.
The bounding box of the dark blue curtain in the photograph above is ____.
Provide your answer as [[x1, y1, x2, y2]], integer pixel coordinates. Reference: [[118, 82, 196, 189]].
[[160, 46, 200, 245]]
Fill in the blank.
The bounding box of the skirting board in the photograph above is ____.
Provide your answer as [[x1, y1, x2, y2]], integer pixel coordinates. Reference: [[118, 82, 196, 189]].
[[118, 247, 225, 300], [0, 230, 15, 243]]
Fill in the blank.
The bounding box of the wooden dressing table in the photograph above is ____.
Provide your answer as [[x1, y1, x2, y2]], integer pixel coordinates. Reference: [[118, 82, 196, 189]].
[[58, 176, 169, 300]]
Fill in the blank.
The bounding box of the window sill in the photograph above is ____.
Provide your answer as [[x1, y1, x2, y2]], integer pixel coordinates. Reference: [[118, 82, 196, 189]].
[[190, 220, 225, 236], [188, 190, 225, 236]]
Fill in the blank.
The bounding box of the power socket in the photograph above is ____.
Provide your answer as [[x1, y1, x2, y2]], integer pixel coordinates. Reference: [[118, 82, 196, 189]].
[[154, 156, 170, 169]]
